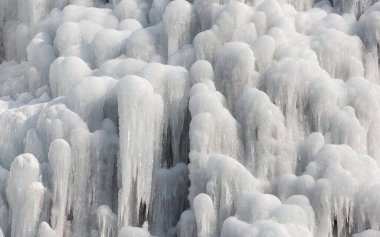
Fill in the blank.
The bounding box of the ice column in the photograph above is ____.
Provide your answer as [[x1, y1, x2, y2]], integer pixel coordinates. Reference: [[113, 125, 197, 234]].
[[117, 75, 163, 228], [6, 154, 45, 237], [48, 139, 71, 237]]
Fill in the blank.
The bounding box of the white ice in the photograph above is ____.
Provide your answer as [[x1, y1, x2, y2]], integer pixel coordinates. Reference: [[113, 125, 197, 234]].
[[1, 0, 380, 236]]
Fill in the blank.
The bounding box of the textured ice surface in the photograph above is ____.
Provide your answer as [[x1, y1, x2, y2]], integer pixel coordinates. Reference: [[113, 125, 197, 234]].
[[1, 0, 380, 236]]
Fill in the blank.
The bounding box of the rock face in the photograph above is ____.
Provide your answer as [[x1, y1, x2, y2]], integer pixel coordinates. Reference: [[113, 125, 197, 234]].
[[1, 0, 380, 236]]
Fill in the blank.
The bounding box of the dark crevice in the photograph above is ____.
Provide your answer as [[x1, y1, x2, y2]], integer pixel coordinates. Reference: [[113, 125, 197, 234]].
[[0, 28, 4, 63], [138, 201, 147, 227], [111, 151, 119, 212], [377, 43, 380, 66], [179, 107, 191, 164], [333, 219, 338, 236], [162, 124, 174, 168], [148, 105, 191, 236], [67, 209, 74, 221]]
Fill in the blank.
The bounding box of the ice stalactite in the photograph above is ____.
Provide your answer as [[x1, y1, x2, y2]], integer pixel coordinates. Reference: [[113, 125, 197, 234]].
[[1, 0, 380, 236], [357, 4, 380, 82], [6, 154, 45, 237], [48, 139, 71, 237], [49, 56, 92, 98], [117, 75, 164, 228], [164, 0, 197, 58], [214, 42, 258, 112], [97, 205, 117, 237], [236, 88, 296, 184]]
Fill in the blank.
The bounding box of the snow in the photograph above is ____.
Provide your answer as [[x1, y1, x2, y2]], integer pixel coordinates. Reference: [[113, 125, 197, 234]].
[[1, 0, 380, 236]]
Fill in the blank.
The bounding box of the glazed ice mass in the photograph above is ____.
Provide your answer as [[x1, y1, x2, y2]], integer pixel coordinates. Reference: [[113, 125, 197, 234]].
[[0, 0, 380, 236]]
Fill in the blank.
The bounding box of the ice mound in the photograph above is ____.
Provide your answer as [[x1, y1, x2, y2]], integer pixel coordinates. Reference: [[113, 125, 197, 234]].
[[1, 0, 380, 236]]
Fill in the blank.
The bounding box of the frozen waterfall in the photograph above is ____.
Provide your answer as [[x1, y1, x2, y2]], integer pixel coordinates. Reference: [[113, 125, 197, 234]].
[[1, 0, 380, 236]]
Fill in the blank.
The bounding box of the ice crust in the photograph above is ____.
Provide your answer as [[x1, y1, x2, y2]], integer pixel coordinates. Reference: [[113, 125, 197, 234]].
[[1, 0, 380, 236]]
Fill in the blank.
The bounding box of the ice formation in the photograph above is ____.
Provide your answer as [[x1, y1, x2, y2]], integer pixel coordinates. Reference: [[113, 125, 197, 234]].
[[1, 0, 380, 236]]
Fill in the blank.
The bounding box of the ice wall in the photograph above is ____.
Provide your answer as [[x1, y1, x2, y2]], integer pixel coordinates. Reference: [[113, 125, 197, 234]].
[[1, 0, 380, 236]]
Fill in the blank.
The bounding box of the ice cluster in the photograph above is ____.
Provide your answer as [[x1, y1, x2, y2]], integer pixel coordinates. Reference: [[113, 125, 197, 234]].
[[1, 0, 380, 236]]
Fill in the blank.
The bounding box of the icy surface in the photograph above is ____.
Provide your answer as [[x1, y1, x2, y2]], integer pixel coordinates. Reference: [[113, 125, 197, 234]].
[[1, 0, 380, 236]]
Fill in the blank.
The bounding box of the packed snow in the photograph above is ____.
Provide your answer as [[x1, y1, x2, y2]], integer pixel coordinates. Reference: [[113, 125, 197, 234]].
[[1, 0, 380, 236]]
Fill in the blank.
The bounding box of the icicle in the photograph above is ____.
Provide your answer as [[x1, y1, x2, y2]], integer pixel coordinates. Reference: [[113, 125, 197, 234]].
[[117, 75, 163, 228], [6, 154, 45, 237], [48, 139, 71, 237], [97, 205, 117, 237]]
